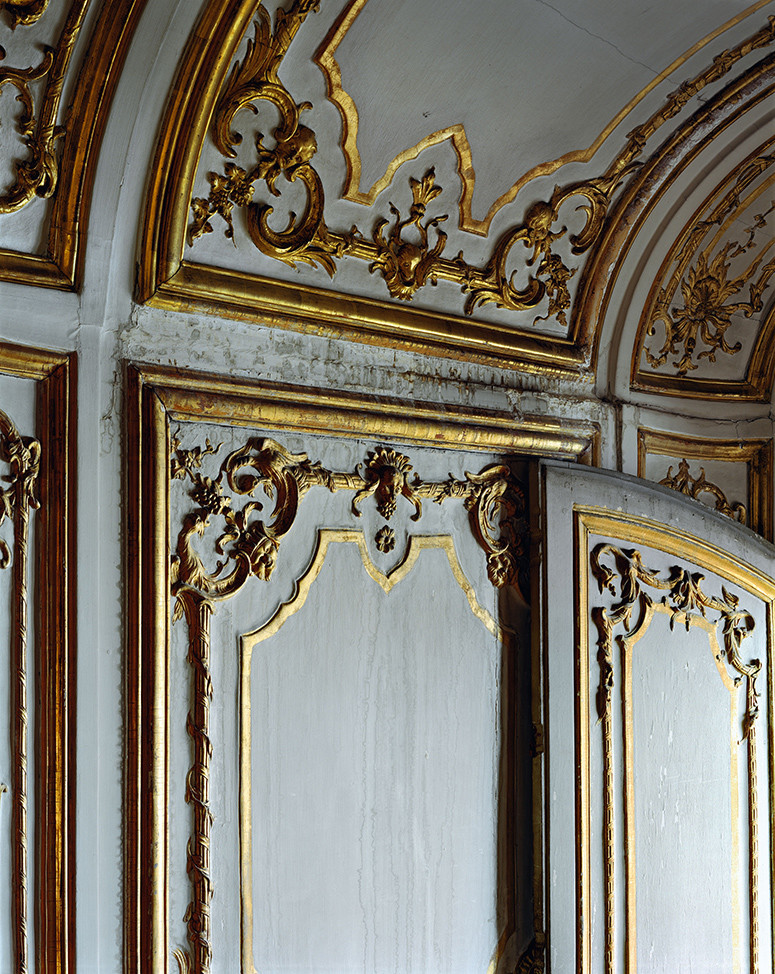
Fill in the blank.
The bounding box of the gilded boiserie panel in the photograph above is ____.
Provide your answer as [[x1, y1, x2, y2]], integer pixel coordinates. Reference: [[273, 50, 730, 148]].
[[637, 428, 773, 540], [138, 0, 775, 374], [125, 362, 599, 974], [0, 0, 147, 289], [0, 342, 76, 974], [573, 508, 775, 974]]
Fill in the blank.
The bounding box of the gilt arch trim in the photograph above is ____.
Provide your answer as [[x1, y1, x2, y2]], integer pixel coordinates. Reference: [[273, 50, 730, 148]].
[[0, 0, 147, 290]]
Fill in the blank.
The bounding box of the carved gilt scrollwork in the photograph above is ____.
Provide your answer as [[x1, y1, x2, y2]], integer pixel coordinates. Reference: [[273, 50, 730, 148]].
[[0, 0, 90, 214], [0, 407, 40, 974], [186, 3, 775, 331], [169, 431, 526, 973], [641, 150, 775, 378], [1, 0, 49, 28], [659, 457, 746, 523], [590, 543, 761, 974]]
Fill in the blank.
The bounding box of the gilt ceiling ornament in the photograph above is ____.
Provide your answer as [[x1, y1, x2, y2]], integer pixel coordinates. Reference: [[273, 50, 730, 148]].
[[169, 430, 527, 974], [182, 3, 775, 338], [634, 147, 775, 395]]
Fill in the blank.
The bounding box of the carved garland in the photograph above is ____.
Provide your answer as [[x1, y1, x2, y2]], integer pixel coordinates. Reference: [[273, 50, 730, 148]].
[[0, 407, 40, 974], [590, 544, 761, 974], [0, 0, 91, 213], [186, 2, 775, 329], [169, 433, 527, 974]]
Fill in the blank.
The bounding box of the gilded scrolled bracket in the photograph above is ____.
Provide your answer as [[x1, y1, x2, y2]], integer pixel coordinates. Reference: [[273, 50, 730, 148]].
[[0, 406, 41, 974], [168, 430, 527, 973], [590, 542, 761, 974]]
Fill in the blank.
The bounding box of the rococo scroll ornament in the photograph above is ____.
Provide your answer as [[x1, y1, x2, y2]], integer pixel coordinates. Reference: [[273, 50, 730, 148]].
[[0, 408, 40, 974], [186, 3, 775, 331], [643, 153, 775, 377], [590, 543, 761, 974], [169, 432, 527, 974], [659, 457, 746, 524], [0, 0, 91, 214]]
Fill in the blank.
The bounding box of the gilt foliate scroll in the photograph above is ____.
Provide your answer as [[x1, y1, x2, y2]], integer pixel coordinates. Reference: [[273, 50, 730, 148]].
[[0, 0, 92, 214], [185, 3, 775, 332]]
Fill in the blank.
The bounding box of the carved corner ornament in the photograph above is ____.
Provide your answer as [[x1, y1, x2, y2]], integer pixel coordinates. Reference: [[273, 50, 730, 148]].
[[659, 457, 746, 523], [0, 407, 40, 974], [590, 543, 761, 974], [168, 431, 527, 973], [173, 3, 775, 350]]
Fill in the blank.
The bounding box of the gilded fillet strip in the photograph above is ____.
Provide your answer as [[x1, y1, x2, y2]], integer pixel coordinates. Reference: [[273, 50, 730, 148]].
[[590, 542, 761, 973], [0, 407, 41, 974], [169, 432, 527, 972]]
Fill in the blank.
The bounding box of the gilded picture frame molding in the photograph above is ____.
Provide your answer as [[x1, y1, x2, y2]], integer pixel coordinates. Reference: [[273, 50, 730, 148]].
[[0, 340, 77, 974]]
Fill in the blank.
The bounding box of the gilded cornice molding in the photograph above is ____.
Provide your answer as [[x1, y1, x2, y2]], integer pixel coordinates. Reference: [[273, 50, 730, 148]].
[[0, 0, 147, 289], [139, 0, 775, 374]]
